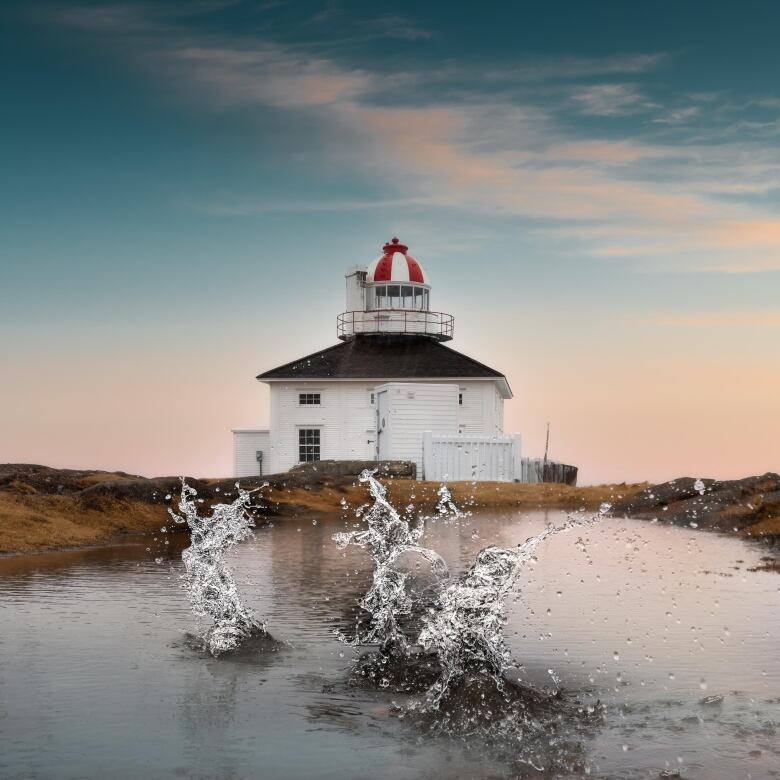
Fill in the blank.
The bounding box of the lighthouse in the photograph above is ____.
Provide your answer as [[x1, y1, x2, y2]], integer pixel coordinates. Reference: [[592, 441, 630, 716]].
[[338, 237, 453, 341], [232, 237, 517, 480]]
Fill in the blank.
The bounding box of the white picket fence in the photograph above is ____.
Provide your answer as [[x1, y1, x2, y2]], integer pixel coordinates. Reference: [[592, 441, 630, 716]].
[[422, 432, 522, 482]]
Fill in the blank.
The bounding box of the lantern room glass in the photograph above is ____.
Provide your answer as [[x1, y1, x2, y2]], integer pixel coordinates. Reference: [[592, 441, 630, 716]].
[[369, 283, 429, 311]]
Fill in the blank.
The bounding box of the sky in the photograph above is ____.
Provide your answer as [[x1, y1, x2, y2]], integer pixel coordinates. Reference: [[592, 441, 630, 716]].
[[1, 1, 779, 485]]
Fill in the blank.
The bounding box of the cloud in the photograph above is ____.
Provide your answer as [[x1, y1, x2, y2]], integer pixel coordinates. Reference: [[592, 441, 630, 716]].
[[652, 105, 700, 124], [187, 196, 437, 215], [161, 45, 372, 108], [572, 83, 654, 116], [44, 4, 780, 273], [477, 53, 667, 83], [367, 15, 432, 40]]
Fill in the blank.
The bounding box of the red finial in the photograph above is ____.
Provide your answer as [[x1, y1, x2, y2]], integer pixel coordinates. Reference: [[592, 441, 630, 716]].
[[383, 237, 408, 253]]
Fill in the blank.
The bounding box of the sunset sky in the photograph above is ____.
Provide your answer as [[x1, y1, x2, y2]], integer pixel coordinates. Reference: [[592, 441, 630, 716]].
[[1, 1, 779, 484]]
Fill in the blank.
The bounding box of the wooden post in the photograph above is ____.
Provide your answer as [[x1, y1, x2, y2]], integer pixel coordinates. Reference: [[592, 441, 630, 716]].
[[422, 431, 433, 481], [511, 433, 522, 482]]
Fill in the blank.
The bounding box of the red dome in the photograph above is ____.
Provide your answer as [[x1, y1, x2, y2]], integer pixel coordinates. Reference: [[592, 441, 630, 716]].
[[366, 238, 426, 284]]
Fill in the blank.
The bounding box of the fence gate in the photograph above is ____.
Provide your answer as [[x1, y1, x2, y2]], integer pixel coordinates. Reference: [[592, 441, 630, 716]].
[[422, 432, 522, 482]]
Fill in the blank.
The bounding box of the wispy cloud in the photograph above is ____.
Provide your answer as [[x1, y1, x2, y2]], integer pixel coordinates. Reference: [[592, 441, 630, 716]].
[[652, 105, 700, 124], [367, 15, 432, 40], [187, 196, 437, 215], [45, 4, 780, 273], [474, 53, 667, 83], [572, 83, 654, 116], [161, 45, 372, 108]]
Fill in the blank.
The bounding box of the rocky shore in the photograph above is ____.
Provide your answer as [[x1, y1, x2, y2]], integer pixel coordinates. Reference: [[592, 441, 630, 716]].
[[2, 463, 778, 559], [610, 472, 780, 543], [0, 463, 639, 555]]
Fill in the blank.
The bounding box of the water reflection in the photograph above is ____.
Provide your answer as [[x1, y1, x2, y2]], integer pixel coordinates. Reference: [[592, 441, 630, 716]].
[[0, 510, 778, 779]]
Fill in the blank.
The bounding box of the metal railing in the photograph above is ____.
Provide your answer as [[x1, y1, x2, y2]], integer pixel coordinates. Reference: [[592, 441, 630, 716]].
[[337, 310, 454, 341]]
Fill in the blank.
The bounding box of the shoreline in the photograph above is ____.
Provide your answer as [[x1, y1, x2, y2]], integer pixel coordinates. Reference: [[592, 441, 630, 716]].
[[1, 464, 778, 559], [0, 463, 641, 556]]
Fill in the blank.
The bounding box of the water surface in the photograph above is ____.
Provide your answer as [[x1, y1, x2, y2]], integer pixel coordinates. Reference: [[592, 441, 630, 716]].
[[0, 510, 778, 779]]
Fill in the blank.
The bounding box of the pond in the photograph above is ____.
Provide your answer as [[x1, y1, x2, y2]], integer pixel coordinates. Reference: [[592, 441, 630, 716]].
[[0, 508, 778, 779]]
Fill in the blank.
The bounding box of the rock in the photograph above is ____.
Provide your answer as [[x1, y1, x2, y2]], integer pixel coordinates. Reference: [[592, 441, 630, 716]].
[[288, 459, 416, 479], [611, 472, 780, 539]]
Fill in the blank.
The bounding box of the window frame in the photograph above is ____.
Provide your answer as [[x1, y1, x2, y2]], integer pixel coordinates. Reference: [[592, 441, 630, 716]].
[[369, 282, 429, 311], [298, 427, 321, 462], [298, 392, 321, 406]]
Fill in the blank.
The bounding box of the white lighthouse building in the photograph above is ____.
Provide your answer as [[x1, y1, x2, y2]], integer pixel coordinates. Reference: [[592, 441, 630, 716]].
[[233, 237, 520, 480]]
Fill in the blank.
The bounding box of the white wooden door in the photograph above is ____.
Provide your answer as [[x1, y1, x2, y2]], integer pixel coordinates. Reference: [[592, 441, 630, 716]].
[[366, 429, 377, 460], [376, 390, 390, 460]]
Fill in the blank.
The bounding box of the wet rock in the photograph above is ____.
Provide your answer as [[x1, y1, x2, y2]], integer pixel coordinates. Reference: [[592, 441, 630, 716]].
[[349, 647, 442, 693], [180, 628, 284, 661], [611, 472, 780, 541], [402, 671, 600, 776]]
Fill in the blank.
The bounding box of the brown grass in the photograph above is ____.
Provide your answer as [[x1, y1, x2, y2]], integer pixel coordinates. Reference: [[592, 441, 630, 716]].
[[0, 479, 647, 556], [740, 514, 780, 539], [265, 479, 646, 515], [0, 493, 169, 555]]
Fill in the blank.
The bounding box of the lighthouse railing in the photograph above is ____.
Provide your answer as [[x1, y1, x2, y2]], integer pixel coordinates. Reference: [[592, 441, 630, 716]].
[[337, 310, 454, 340]]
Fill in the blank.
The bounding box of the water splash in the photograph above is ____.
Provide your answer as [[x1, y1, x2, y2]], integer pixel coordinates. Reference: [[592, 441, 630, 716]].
[[416, 502, 612, 709], [170, 480, 266, 656], [433, 483, 467, 522], [333, 469, 447, 654]]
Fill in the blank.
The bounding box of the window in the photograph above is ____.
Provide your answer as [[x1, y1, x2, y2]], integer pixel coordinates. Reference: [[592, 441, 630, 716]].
[[401, 285, 413, 308], [299, 393, 321, 405], [369, 392, 375, 405], [458, 390, 464, 405], [298, 428, 320, 462], [387, 285, 400, 308], [374, 285, 386, 308]]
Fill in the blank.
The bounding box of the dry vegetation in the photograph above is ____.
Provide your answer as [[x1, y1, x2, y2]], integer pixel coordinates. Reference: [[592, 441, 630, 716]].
[[4, 464, 778, 558], [0, 492, 170, 554], [263, 478, 642, 516], [0, 464, 646, 555]]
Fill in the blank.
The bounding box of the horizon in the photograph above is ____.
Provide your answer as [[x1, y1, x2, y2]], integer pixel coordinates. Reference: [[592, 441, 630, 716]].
[[1, 1, 779, 485]]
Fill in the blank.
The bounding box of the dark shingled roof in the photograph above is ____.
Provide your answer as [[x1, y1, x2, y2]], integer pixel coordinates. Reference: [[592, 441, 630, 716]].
[[257, 335, 506, 382]]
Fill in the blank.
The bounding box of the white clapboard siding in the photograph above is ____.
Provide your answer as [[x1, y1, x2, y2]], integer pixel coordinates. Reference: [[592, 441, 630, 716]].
[[269, 382, 377, 473], [376, 383, 459, 476], [232, 429, 271, 477], [263, 378, 506, 475], [423, 432, 522, 482]]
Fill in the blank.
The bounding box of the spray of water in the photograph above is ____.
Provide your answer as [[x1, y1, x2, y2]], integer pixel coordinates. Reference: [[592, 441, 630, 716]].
[[170, 480, 266, 656], [333, 469, 448, 654], [416, 502, 613, 709], [432, 483, 468, 522]]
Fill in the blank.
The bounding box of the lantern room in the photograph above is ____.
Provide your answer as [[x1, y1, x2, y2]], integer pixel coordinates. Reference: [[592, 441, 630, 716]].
[[338, 238, 454, 341]]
